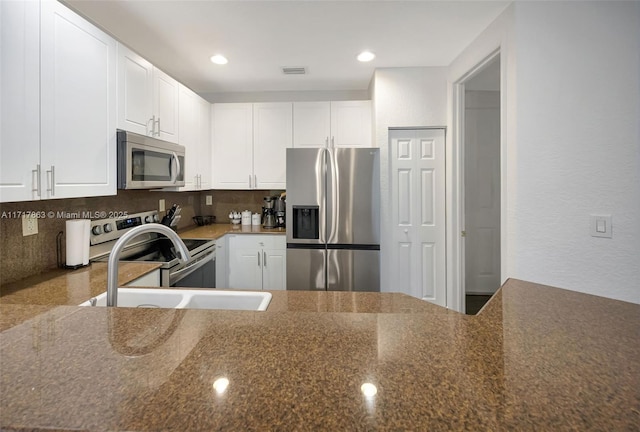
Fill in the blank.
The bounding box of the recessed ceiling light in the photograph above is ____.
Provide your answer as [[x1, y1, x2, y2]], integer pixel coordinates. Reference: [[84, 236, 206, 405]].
[[210, 54, 228, 65], [357, 51, 375, 62]]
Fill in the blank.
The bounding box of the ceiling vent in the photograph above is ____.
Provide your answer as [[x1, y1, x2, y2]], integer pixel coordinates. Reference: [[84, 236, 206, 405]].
[[282, 67, 306, 75]]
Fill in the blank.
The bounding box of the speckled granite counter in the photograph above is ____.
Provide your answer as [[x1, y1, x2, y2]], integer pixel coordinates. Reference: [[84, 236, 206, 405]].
[[0, 262, 161, 330], [1, 279, 639, 431], [179, 223, 285, 240]]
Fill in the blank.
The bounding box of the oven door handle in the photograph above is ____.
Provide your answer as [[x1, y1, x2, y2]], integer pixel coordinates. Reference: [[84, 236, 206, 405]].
[[170, 249, 215, 284]]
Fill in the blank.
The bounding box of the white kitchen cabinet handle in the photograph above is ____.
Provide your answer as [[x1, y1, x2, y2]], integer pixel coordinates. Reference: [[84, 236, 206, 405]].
[[249, 175, 252, 189], [147, 116, 155, 136], [155, 117, 161, 136], [31, 164, 41, 197], [257, 252, 261, 267], [325, 137, 329, 147], [254, 175, 257, 188], [263, 251, 267, 267], [46, 165, 55, 196], [331, 136, 335, 147]]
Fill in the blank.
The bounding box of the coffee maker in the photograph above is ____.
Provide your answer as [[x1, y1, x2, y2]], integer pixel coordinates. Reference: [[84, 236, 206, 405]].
[[274, 194, 286, 228], [262, 196, 276, 228]]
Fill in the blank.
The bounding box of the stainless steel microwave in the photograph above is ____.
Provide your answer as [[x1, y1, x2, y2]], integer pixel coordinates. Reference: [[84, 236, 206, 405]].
[[117, 130, 185, 189]]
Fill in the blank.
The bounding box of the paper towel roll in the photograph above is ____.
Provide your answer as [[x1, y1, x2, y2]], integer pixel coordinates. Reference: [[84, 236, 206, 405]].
[[66, 219, 90, 267]]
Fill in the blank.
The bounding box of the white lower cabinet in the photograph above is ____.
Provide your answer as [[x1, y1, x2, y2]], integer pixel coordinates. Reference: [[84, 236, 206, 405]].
[[227, 235, 286, 290]]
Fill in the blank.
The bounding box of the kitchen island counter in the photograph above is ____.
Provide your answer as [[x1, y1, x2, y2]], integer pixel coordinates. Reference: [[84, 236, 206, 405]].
[[1, 279, 638, 431]]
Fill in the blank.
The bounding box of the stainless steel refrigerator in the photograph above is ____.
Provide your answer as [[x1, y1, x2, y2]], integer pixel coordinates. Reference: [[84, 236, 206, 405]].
[[286, 147, 380, 291]]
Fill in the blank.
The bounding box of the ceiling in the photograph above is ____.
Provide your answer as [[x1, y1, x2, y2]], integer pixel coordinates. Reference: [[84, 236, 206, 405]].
[[63, 1, 510, 97]]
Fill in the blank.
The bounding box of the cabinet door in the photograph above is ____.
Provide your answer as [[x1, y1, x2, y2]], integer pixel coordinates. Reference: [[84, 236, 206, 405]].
[[330, 101, 372, 148], [293, 101, 330, 148], [198, 97, 212, 189], [40, 0, 117, 199], [215, 236, 228, 288], [153, 67, 179, 143], [0, 0, 40, 202], [261, 235, 286, 290], [227, 236, 263, 289], [212, 103, 253, 189], [253, 103, 291, 189], [116, 43, 153, 136], [178, 84, 199, 190], [262, 247, 286, 290]]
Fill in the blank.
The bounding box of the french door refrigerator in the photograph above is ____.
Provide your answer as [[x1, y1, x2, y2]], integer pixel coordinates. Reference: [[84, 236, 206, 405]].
[[286, 147, 380, 291]]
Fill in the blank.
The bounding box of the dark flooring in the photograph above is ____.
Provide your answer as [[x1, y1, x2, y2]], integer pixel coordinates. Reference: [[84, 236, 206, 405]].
[[465, 294, 492, 315]]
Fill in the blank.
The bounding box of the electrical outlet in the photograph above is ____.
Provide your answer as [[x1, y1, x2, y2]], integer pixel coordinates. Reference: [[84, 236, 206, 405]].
[[22, 215, 38, 236], [206, 195, 213, 205], [159, 199, 165, 212]]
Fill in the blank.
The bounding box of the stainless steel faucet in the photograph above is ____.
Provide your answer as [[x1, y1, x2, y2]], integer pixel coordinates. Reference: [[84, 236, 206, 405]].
[[106, 223, 191, 307]]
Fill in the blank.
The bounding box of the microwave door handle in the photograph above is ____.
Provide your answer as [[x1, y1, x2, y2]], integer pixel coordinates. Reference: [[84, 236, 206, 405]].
[[170, 152, 180, 184]]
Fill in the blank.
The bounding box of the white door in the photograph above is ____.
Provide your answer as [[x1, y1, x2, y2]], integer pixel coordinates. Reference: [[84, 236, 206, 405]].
[[153, 67, 179, 143], [330, 101, 372, 148], [464, 91, 501, 294], [253, 102, 291, 189], [40, 0, 116, 199], [0, 0, 41, 202], [212, 103, 253, 189], [389, 129, 446, 306], [116, 43, 153, 136], [292, 101, 330, 148]]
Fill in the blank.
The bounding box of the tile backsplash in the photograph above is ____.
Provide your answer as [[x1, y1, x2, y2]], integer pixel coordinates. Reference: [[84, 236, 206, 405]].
[[0, 189, 282, 285]]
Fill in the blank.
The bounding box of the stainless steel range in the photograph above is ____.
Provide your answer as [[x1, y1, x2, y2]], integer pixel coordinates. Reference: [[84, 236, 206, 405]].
[[89, 211, 216, 287]]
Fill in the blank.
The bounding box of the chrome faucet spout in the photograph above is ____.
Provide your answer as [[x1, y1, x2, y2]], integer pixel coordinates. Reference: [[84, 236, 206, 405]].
[[106, 224, 191, 307]]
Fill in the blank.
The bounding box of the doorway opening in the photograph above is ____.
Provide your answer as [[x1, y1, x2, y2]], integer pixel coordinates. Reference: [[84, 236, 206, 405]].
[[458, 54, 501, 314]]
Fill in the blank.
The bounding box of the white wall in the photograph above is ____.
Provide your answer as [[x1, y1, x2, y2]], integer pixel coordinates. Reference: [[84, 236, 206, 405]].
[[448, 1, 639, 304], [512, 1, 640, 304], [372, 67, 447, 292]]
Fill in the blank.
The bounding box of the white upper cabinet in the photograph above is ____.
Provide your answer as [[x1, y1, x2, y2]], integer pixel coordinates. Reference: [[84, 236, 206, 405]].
[[116, 45, 153, 137], [153, 67, 179, 143], [1, 0, 117, 202], [212, 102, 291, 190], [253, 103, 292, 189], [212, 103, 253, 189], [293, 100, 372, 148], [40, 0, 117, 200], [0, 0, 41, 202], [292, 101, 331, 148], [117, 43, 179, 143], [198, 97, 212, 190], [178, 84, 211, 191], [330, 101, 372, 148]]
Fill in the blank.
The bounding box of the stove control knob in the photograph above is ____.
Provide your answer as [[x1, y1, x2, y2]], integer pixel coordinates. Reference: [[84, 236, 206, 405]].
[[92, 225, 103, 235], [145, 216, 152, 223], [103, 223, 113, 233], [153, 214, 160, 223]]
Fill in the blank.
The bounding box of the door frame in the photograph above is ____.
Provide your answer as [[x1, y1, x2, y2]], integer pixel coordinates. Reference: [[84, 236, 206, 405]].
[[448, 48, 504, 313]]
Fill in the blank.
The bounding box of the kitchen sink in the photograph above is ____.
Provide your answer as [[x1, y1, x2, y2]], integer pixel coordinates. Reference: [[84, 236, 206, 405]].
[[80, 288, 272, 311]]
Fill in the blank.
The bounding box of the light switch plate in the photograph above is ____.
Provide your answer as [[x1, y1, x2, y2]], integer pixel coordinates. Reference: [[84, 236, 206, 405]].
[[206, 195, 213, 206], [159, 199, 165, 212], [590, 214, 612, 238], [22, 215, 38, 236]]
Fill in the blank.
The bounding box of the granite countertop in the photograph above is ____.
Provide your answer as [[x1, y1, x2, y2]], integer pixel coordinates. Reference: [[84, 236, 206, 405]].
[[1, 279, 639, 430], [179, 223, 286, 241]]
